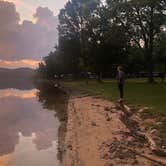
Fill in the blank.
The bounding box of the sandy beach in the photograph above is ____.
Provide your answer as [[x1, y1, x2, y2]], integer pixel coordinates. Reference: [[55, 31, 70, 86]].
[[61, 96, 166, 166]]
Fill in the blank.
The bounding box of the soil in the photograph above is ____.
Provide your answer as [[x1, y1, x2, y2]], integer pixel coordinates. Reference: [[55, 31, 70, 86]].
[[61, 96, 166, 166]]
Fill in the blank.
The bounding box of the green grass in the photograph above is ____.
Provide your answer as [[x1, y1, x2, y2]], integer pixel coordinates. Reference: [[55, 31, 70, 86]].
[[64, 78, 166, 115]]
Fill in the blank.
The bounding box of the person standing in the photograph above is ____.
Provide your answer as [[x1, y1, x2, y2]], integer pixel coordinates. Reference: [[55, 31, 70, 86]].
[[117, 65, 125, 101]]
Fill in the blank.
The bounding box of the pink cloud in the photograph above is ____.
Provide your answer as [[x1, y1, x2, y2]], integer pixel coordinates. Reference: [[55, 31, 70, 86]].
[[0, 1, 59, 63]]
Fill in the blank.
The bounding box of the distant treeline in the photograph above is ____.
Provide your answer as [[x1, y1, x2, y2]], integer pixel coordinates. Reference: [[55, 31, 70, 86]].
[[0, 68, 35, 89], [37, 0, 166, 82]]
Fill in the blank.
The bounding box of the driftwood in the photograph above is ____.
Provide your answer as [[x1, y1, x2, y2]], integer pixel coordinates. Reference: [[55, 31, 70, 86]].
[[116, 101, 166, 158], [138, 131, 166, 157], [121, 145, 166, 166]]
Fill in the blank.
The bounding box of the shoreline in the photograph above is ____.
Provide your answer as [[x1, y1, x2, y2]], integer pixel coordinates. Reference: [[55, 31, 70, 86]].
[[60, 94, 166, 166]]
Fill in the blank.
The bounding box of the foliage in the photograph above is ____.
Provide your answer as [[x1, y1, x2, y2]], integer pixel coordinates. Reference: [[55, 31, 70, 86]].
[[106, 0, 166, 82], [154, 32, 166, 69], [37, 0, 166, 81]]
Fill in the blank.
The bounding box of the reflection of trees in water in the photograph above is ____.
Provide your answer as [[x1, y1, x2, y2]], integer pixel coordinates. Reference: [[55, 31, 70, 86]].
[[0, 79, 34, 90], [35, 81, 69, 162]]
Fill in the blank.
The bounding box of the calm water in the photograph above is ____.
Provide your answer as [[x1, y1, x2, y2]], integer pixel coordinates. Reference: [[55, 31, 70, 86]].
[[0, 81, 68, 166]]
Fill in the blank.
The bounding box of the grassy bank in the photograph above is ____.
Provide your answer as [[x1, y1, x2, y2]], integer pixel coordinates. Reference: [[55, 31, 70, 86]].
[[64, 79, 166, 115]]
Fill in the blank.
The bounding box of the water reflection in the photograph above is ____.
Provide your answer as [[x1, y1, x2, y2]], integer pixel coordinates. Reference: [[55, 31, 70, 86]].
[[0, 81, 69, 166], [0, 133, 59, 166], [0, 89, 37, 98], [35, 81, 69, 161]]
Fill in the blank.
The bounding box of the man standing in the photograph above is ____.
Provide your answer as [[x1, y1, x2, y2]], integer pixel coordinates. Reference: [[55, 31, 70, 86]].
[[117, 65, 125, 101]]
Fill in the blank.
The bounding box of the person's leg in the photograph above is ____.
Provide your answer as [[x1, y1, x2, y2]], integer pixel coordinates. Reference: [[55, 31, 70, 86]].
[[121, 84, 124, 98], [118, 84, 124, 99]]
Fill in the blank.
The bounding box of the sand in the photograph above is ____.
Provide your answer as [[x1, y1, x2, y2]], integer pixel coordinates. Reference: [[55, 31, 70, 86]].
[[62, 96, 166, 166]]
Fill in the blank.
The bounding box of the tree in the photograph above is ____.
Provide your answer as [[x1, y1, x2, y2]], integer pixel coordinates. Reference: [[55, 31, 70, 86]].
[[37, 0, 165, 82], [88, 22, 130, 81], [58, 1, 130, 82], [126, 46, 145, 75], [107, 0, 166, 82], [36, 50, 66, 79], [58, 0, 100, 72]]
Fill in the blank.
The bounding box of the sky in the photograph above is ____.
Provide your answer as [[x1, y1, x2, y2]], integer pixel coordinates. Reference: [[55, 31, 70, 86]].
[[0, 0, 68, 69]]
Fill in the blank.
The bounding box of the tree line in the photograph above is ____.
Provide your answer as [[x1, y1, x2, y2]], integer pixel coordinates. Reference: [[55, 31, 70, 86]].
[[37, 0, 166, 83]]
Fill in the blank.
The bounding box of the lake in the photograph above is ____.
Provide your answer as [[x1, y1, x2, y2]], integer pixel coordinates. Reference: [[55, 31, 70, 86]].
[[0, 81, 68, 166]]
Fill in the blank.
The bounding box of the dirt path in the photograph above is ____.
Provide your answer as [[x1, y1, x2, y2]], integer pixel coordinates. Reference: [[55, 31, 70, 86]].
[[62, 96, 166, 166]]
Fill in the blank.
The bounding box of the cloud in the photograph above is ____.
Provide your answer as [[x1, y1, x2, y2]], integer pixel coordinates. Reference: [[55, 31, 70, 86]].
[[0, 59, 41, 69], [0, 1, 59, 61], [0, 1, 20, 28], [34, 7, 56, 28], [7, 0, 68, 21]]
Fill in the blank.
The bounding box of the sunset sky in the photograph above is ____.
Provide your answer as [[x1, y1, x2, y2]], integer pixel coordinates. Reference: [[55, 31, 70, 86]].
[[0, 0, 68, 69], [7, 0, 68, 22]]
